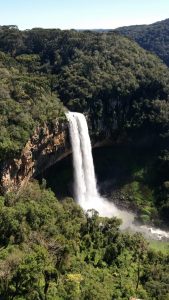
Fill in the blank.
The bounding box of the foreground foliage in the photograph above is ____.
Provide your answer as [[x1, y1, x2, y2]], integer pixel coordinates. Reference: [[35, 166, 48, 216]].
[[0, 181, 168, 299]]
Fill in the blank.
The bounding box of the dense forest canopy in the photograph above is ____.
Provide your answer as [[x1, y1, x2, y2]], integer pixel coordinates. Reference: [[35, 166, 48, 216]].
[[115, 18, 169, 66], [0, 25, 169, 154], [0, 26, 169, 224], [0, 25, 168, 299]]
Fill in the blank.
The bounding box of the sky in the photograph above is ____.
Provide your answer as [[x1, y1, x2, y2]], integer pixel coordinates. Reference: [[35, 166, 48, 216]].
[[0, 0, 169, 30]]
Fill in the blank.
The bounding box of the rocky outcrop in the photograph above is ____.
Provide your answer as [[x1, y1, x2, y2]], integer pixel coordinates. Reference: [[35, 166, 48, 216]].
[[0, 120, 70, 194]]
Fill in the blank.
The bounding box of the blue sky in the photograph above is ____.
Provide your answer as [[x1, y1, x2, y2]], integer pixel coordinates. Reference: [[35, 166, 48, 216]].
[[0, 0, 169, 29]]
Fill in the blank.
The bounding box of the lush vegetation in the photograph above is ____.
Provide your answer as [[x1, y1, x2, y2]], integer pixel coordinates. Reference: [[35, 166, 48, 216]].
[[0, 25, 169, 149], [0, 42, 65, 160], [0, 25, 169, 224], [0, 26, 168, 298], [0, 181, 168, 300], [115, 18, 169, 66]]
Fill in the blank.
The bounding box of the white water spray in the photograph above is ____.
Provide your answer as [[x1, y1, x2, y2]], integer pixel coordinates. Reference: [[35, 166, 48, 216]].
[[67, 112, 169, 240]]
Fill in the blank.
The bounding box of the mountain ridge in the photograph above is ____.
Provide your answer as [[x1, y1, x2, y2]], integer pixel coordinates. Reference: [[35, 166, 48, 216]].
[[115, 18, 169, 66]]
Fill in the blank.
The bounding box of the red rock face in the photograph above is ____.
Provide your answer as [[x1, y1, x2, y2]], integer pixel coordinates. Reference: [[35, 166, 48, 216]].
[[0, 120, 70, 194]]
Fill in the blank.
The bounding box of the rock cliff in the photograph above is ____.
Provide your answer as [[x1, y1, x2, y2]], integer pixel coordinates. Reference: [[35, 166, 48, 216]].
[[0, 120, 70, 194]]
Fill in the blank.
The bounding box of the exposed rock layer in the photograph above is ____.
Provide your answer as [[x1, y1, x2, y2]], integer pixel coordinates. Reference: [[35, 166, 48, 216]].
[[0, 120, 70, 194]]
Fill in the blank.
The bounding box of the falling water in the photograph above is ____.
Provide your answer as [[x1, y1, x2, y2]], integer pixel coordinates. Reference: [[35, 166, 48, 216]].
[[66, 113, 86, 203], [67, 112, 169, 241], [66, 112, 133, 220], [67, 112, 99, 211], [67, 112, 98, 204]]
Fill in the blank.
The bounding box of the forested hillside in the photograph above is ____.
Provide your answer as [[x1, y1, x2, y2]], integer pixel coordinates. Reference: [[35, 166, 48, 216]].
[[0, 26, 169, 154], [115, 18, 169, 66], [0, 49, 65, 161], [0, 26, 169, 299], [0, 26, 169, 225]]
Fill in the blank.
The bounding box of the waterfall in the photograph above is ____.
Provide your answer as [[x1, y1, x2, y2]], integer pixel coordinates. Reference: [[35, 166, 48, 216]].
[[66, 111, 169, 241], [66, 112, 120, 216], [66, 112, 99, 206]]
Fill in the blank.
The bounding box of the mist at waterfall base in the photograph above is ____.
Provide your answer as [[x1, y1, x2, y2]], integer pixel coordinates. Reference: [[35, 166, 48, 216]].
[[66, 112, 169, 241]]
